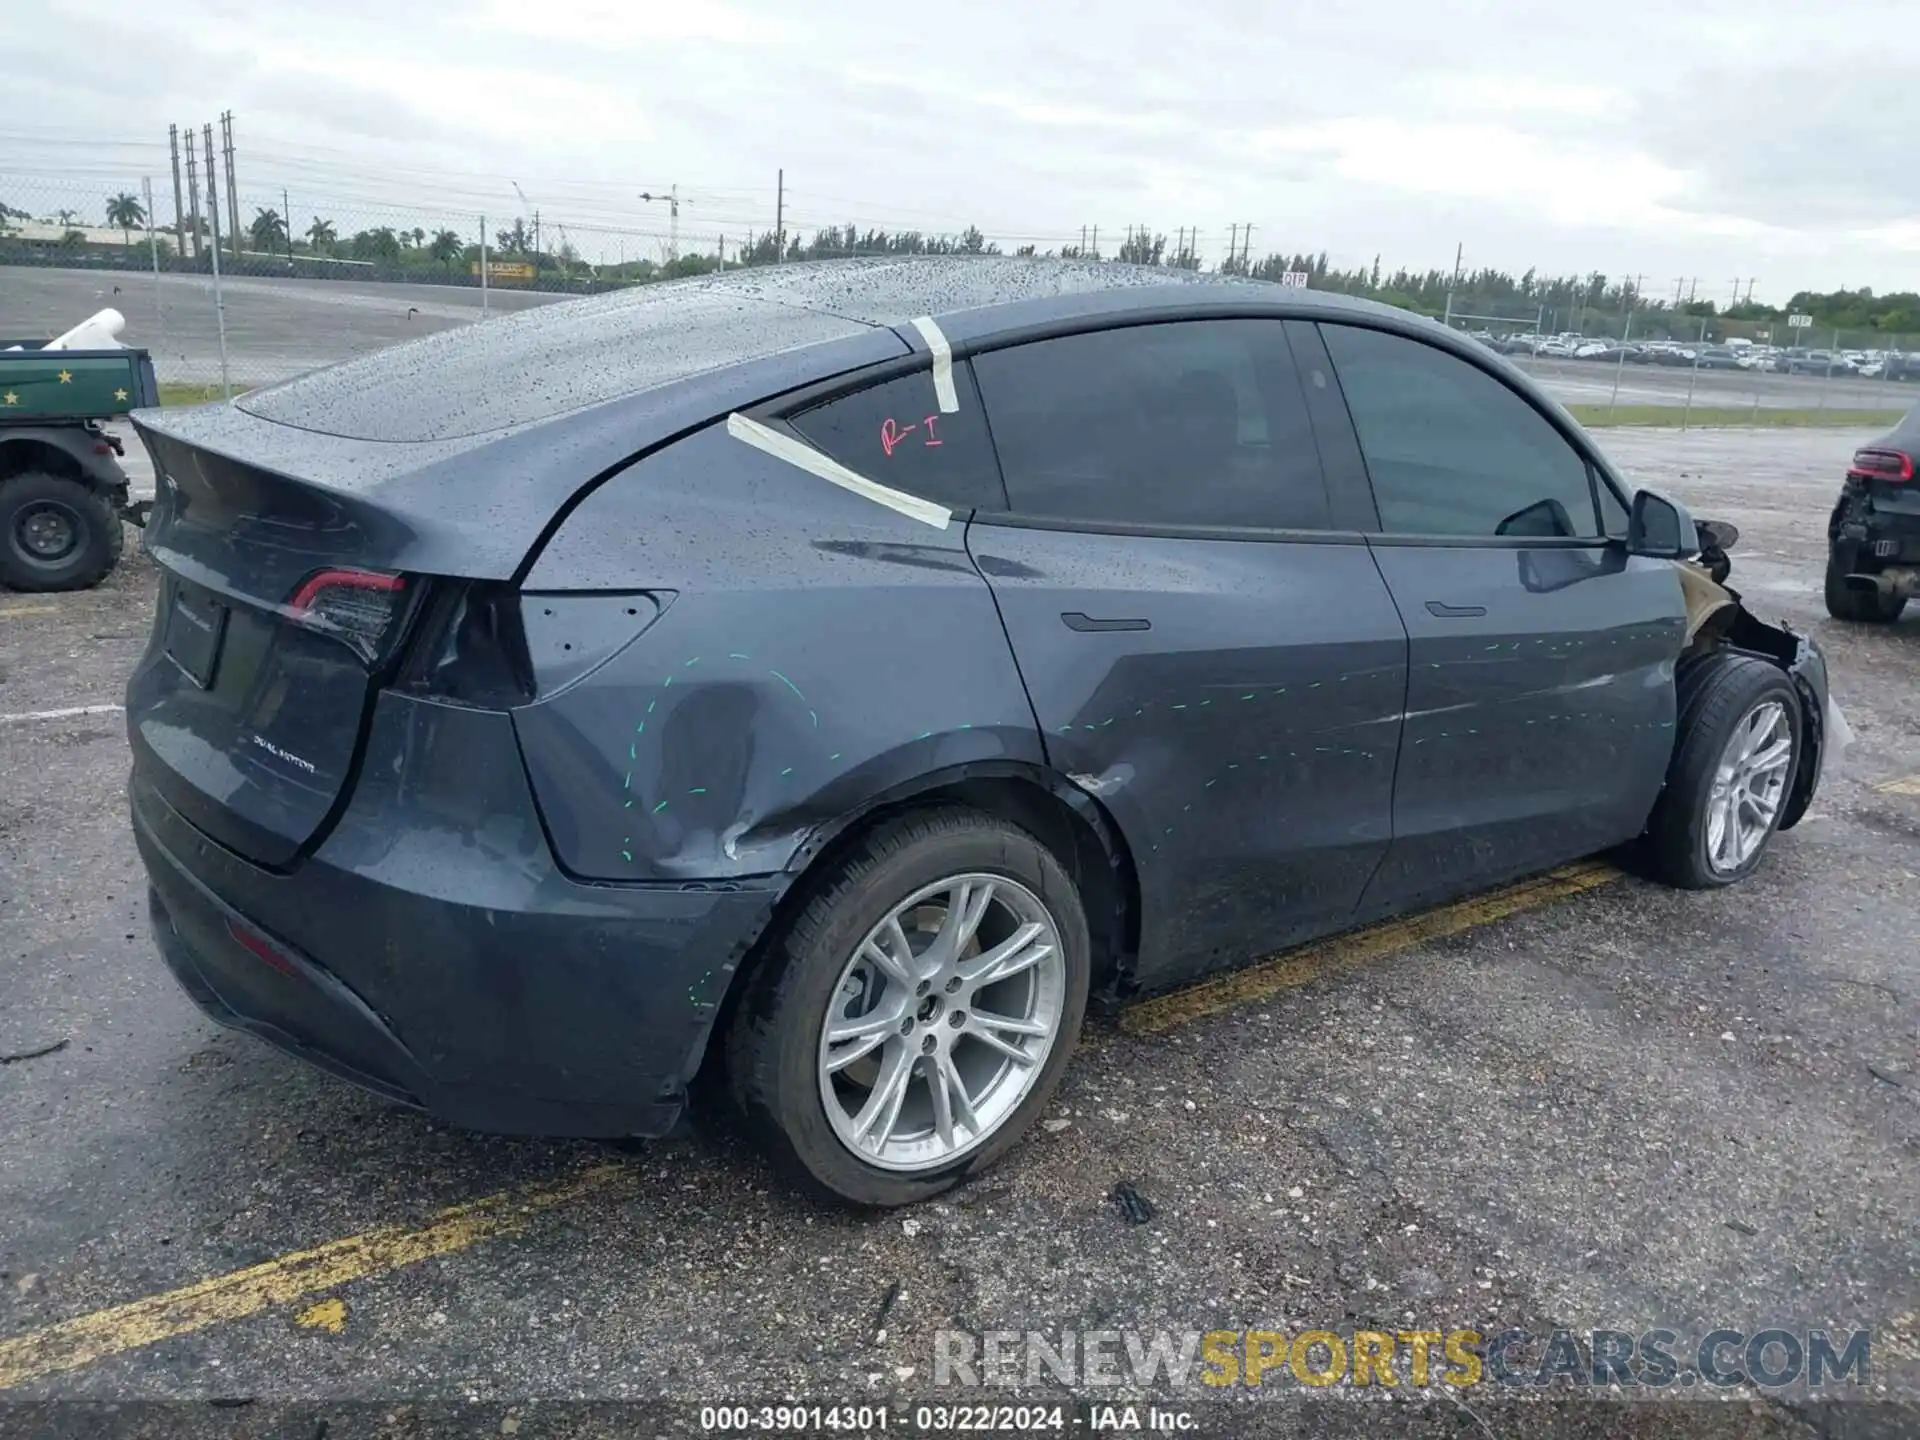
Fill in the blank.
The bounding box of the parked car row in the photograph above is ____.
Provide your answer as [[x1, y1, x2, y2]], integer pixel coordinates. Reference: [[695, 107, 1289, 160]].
[[1468, 332, 1920, 379]]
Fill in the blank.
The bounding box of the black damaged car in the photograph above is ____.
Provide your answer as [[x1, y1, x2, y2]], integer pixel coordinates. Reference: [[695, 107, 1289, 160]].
[[127, 260, 1833, 1206], [1825, 401, 1918, 624]]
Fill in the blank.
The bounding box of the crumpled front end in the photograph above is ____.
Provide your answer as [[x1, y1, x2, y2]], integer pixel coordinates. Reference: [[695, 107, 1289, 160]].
[[1676, 560, 1835, 831]]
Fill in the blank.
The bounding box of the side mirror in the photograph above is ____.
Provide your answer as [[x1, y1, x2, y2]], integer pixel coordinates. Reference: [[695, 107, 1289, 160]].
[[1627, 489, 1699, 559]]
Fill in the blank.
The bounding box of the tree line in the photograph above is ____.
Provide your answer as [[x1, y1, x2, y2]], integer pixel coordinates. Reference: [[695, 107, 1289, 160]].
[[8, 193, 1919, 337]]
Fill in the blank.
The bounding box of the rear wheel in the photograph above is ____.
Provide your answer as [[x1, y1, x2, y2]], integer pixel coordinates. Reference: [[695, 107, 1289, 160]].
[[0, 472, 124, 592], [1824, 555, 1906, 623], [728, 808, 1089, 1207], [1642, 653, 1802, 889]]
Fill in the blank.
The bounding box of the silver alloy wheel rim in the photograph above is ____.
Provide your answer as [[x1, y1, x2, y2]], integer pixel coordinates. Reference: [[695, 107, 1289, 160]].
[[1706, 699, 1793, 874], [817, 873, 1066, 1172]]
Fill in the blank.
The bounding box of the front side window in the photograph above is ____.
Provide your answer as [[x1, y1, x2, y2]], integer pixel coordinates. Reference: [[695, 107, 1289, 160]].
[[787, 366, 1005, 511], [1320, 323, 1601, 539], [970, 320, 1334, 531]]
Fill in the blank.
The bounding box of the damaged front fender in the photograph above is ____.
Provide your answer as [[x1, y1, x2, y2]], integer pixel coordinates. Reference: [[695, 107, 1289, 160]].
[[1676, 559, 1834, 831]]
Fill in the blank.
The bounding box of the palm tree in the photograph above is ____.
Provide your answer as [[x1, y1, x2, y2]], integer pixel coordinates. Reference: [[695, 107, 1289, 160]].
[[55, 209, 80, 227], [306, 217, 337, 254], [250, 207, 289, 254], [428, 228, 464, 275], [104, 192, 145, 247]]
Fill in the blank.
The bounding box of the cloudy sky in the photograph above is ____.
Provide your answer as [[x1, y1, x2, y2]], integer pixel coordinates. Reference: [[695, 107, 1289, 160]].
[[13, 0, 1919, 298]]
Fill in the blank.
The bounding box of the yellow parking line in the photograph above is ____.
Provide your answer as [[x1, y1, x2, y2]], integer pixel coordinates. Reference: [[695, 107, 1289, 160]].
[[0, 605, 59, 619], [1874, 775, 1920, 797], [0, 1163, 630, 1391], [1122, 861, 1622, 1035]]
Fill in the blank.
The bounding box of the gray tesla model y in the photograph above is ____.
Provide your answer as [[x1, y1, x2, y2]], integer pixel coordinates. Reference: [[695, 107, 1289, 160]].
[[127, 259, 1830, 1205]]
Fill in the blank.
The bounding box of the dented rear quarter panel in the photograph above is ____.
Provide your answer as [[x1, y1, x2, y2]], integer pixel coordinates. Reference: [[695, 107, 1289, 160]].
[[512, 422, 1046, 882]]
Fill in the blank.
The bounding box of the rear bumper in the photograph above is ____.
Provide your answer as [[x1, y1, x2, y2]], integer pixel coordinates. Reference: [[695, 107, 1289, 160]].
[[131, 692, 783, 1138]]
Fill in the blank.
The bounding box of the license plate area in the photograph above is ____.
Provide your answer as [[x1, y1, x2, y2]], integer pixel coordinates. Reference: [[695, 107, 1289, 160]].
[[165, 581, 228, 688]]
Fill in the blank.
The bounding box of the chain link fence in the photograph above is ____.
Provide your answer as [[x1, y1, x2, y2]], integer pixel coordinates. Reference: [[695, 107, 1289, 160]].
[[5, 171, 1917, 423]]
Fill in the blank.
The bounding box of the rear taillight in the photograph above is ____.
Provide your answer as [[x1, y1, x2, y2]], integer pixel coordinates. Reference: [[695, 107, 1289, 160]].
[[1848, 448, 1913, 482], [287, 568, 406, 662]]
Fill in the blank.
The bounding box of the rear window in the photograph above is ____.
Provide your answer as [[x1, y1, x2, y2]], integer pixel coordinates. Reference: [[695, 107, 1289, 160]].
[[970, 319, 1334, 531], [786, 366, 1006, 511]]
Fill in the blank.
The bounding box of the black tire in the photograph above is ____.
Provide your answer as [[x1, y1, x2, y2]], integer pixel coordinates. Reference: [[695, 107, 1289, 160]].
[[1823, 555, 1905, 623], [1641, 653, 1803, 890], [0, 472, 124, 592], [728, 807, 1090, 1207]]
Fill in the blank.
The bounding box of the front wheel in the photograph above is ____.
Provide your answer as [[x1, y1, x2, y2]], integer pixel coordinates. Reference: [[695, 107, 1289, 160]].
[[728, 808, 1090, 1207], [0, 472, 124, 592], [1641, 654, 1803, 889]]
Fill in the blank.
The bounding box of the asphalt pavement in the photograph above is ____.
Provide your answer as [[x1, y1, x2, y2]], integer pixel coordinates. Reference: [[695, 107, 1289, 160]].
[[0, 426, 1916, 1436]]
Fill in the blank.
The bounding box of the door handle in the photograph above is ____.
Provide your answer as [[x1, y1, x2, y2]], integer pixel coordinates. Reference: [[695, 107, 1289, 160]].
[[1424, 601, 1488, 618], [1061, 612, 1151, 633]]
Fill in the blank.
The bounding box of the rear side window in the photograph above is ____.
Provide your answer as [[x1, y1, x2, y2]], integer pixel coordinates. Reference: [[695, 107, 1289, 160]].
[[787, 366, 1006, 511], [970, 320, 1334, 531], [1320, 323, 1601, 539]]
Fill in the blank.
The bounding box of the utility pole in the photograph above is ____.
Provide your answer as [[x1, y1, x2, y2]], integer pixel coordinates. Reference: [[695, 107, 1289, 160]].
[[221, 110, 240, 260], [143, 176, 163, 341], [168, 125, 186, 260], [183, 129, 202, 260], [775, 168, 785, 263], [1242, 224, 1254, 267], [1227, 223, 1238, 270], [283, 187, 293, 267], [203, 122, 231, 400], [1090, 224, 1099, 259], [480, 213, 489, 315]]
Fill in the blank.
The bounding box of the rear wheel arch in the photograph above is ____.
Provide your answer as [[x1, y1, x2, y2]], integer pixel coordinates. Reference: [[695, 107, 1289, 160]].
[[0, 435, 87, 484], [794, 765, 1137, 988], [701, 763, 1139, 1076]]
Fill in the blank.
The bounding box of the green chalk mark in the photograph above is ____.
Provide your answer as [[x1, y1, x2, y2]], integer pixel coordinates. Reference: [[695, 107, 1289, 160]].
[[653, 800, 670, 814], [729, 652, 751, 660], [770, 669, 806, 702], [779, 766, 794, 776], [683, 656, 700, 667], [688, 787, 707, 795], [621, 850, 632, 861]]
